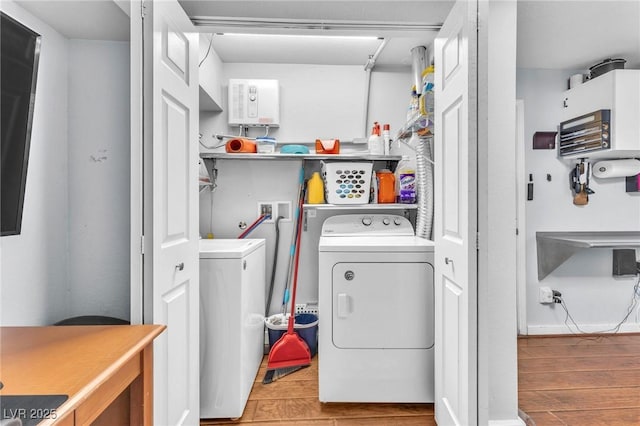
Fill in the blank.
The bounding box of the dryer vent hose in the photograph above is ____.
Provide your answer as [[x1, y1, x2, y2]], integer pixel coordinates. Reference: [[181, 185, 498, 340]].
[[415, 135, 434, 240]]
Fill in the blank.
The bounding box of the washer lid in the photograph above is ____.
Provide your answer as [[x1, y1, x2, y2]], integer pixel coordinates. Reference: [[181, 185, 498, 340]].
[[199, 238, 265, 259], [319, 235, 434, 252]]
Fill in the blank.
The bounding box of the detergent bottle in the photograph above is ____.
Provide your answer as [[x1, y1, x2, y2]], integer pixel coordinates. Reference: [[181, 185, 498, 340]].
[[307, 172, 325, 204], [395, 154, 417, 204]]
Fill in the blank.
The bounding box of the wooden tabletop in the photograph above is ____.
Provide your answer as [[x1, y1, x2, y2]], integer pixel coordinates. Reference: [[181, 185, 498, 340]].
[[0, 325, 165, 423]]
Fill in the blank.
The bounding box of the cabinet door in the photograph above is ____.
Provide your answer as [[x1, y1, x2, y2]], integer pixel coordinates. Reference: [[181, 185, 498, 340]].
[[561, 73, 612, 121]]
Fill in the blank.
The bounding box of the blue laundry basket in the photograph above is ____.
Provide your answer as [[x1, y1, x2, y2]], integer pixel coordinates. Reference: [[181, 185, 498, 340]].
[[265, 313, 318, 357]]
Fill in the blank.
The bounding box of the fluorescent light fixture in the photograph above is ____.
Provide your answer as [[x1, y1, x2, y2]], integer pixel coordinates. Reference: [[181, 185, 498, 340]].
[[192, 16, 441, 32], [216, 33, 381, 41]]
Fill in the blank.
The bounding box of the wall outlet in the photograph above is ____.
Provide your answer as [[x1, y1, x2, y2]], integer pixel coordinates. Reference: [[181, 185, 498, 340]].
[[539, 286, 554, 304]]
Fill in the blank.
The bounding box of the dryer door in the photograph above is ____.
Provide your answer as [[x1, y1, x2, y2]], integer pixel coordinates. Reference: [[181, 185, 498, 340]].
[[332, 262, 434, 349]]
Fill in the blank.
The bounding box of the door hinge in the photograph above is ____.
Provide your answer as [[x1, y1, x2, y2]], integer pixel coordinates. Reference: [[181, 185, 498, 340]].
[[476, 233, 480, 250], [140, 0, 147, 18], [140, 235, 145, 255]]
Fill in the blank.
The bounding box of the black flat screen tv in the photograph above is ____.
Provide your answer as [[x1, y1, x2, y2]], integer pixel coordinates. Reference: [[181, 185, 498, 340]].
[[1, 12, 41, 236]]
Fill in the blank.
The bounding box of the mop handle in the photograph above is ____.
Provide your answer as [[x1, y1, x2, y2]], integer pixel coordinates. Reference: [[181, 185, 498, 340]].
[[288, 189, 305, 334], [282, 165, 305, 312]]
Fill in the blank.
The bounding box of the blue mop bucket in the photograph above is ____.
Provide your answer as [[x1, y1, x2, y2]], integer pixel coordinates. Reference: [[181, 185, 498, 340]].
[[265, 313, 319, 357]]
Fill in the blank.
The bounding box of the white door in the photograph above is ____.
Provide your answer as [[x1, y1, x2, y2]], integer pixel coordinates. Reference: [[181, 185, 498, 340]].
[[433, 0, 478, 424], [132, 0, 200, 424]]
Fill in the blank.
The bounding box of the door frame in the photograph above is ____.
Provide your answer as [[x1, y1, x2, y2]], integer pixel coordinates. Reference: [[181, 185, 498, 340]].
[[130, 0, 143, 325], [515, 99, 527, 335]]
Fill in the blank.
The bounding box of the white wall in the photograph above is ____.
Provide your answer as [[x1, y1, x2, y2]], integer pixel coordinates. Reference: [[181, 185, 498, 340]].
[[0, 2, 131, 326], [517, 68, 640, 334], [67, 40, 130, 321], [0, 1, 70, 325], [200, 63, 410, 144]]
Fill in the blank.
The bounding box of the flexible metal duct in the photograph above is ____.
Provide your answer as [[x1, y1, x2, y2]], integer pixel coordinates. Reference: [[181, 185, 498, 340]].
[[415, 134, 434, 240]]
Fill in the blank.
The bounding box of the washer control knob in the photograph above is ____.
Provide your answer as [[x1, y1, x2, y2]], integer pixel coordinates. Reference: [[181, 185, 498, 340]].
[[362, 217, 372, 226], [382, 217, 391, 225], [394, 217, 402, 226]]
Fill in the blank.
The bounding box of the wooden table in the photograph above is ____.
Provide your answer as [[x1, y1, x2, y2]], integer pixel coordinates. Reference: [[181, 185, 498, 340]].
[[0, 325, 165, 425]]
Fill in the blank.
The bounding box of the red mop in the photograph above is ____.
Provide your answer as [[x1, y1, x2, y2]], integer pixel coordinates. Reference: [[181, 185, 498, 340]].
[[263, 187, 310, 382]]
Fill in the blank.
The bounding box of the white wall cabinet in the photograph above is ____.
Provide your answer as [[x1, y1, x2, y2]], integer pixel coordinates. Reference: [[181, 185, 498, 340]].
[[560, 69, 640, 160]]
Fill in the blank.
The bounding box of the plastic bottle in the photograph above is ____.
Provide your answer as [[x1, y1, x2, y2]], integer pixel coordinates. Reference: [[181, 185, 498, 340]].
[[382, 124, 391, 155], [307, 172, 325, 204], [419, 65, 435, 116], [395, 154, 417, 204], [376, 169, 396, 203], [368, 121, 384, 155], [407, 86, 419, 121]]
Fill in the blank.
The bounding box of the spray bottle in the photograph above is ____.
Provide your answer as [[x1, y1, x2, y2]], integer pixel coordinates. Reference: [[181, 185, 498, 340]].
[[382, 124, 391, 155], [368, 121, 384, 155]]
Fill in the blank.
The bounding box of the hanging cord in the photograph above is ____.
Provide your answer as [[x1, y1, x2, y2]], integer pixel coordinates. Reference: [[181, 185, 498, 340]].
[[557, 271, 640, 335], [265, 216, 285, 316], [238, 214, 271, 239], [199, 133, 227, 150], [199, 34, 214, 67]]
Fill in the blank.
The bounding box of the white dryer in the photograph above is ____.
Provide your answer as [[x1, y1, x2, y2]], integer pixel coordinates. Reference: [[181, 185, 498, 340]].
[[318, 214, 434, 403]]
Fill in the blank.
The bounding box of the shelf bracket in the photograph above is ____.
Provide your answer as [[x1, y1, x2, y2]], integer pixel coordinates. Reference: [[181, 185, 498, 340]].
[[202, 158, 217, 191], [536, 231, 640, 280]]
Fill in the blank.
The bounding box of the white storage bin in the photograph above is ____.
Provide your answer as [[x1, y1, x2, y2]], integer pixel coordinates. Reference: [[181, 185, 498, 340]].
[[321, 162, 373, 205]]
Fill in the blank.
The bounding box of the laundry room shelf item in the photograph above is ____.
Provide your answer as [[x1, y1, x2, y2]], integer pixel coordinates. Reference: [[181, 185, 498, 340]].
[[536, 231, 640, 280]]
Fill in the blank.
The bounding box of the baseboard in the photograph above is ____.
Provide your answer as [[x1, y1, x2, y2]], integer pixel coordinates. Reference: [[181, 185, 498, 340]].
[[527, 323, 640, 335], [489, 418, 526, 426]]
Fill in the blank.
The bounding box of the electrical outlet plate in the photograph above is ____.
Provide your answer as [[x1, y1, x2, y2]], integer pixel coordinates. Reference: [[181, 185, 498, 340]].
[[295, 303, 319, 315], [539, 287, 554, 304]]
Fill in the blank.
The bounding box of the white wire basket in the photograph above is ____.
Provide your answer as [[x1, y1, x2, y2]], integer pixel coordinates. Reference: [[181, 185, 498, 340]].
[[321, 162, 373, 204]]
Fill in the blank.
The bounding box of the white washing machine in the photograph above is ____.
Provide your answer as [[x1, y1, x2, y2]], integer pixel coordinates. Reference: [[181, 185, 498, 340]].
[[318, 214, 434, 403], [199, 239, 265, 419]]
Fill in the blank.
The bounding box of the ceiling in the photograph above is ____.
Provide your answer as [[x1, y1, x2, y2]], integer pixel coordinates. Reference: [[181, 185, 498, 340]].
[[12, 0, 640, 71]]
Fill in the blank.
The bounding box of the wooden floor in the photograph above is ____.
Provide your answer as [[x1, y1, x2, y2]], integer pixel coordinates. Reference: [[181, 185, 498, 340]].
[[201, 333, 640, 425], [518, 333, 640, 425], [200, 357, 434, 425]]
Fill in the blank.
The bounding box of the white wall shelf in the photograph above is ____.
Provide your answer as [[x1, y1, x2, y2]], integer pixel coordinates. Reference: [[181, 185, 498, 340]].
[[200, 152, 401, 161], [200, 152, 401, 191], [536, 231, 640, 280], [304, 203, 417, 210]]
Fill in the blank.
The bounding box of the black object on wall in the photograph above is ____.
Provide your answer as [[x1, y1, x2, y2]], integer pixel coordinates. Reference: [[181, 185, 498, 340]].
[[612, 249, 638, 276], [1, 12, 41, 236]]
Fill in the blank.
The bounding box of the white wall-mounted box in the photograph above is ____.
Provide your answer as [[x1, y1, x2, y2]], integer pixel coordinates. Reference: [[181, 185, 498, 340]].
[[560, 70, 640, 160], [228, 79, 280, 127]]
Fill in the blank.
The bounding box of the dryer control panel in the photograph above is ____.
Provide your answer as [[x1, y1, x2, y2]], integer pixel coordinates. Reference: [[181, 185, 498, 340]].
[[321, 214, 414, 237]]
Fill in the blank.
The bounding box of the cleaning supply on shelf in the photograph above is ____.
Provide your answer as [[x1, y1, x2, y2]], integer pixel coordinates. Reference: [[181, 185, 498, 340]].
[[368, 122, 384, 155], [406, 86, 419, 122], [395, 154, 417, 204], [382, 124, 391, 155], [307, 172, 325, 204], [376, 169, 395, 203], [419, 65, 435, 116]]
